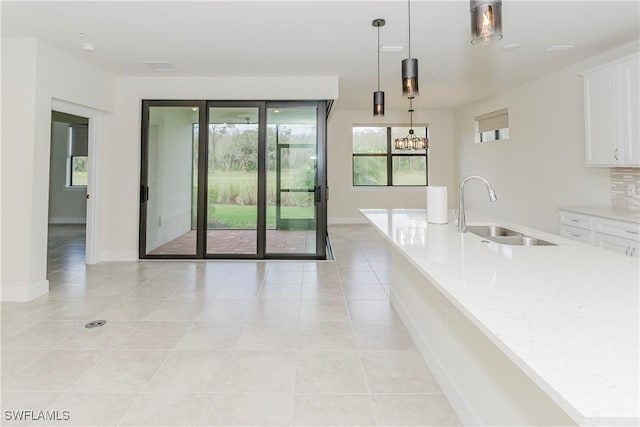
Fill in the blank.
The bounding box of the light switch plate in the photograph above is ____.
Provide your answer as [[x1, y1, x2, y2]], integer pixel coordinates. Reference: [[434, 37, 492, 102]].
[[627, 184, 637, 197]]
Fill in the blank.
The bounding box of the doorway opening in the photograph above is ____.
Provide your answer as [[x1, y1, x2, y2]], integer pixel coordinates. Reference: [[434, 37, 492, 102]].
[[139, 100, 328, 260], [48, 111, 89, 270]]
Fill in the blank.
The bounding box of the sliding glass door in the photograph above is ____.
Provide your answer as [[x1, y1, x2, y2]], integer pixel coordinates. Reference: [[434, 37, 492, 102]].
[[140, 100, 327, 259], [207, 105, 261, 256]]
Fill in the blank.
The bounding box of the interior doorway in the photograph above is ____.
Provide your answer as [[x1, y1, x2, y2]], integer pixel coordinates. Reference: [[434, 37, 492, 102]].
[[139, 100, 328, 260], [49, 99, 103, 265], [48, 111, 89, 269]]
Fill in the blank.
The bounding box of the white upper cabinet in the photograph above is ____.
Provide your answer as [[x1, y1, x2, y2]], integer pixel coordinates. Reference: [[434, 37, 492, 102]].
[[582, 53, 639, 167]]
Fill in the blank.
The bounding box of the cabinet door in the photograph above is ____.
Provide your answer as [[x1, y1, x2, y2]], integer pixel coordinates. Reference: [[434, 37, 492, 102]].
[[621, 56, 640, 166], [595, 233, 637, 256], [583, 66, 621, 166]]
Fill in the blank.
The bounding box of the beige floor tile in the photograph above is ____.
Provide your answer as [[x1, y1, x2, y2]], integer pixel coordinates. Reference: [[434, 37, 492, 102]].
[[117, 321, 191, 350], [73, 350, 169, 392], [264, 271, 304, 284], [43, 392, 140, 426], [146, 351, 231, 392], [221, 351, 297, 392], [298, 321, 356, 350], [352, 320, 417, 350], [54, 321, 138, 349], [1, 349, 47, 380], [236, 321, 299, 351], [46, 299, 119, 321], [300, 299, 349, 321], [259, 283, 302, 299], [342, 283, 389, 300], [175, 321, 246, 350], [2, 350, 106, 392], [252, 299, 301, 322], [119, 392, 216, 426], [301, 283, 344, 299], [197, 300, 257, 322], [371, 394, 461, 426], [2, 320, 78, 349], [145, 300, 205, 321], [292, 394, 376, 426], [1, 299, 70, 321], [94, 298, 165, 320], [204, 393, 294, 426], [213, 283, 261, 299], [295, 351, 368, 393], [360, 350, 442, 393], [348, 300, 398, 321]]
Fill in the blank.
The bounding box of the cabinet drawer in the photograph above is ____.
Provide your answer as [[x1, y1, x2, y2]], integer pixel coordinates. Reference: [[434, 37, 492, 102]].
[[559, 211, 593, 230], [560, 225, 594, 245], [595, 233, 639, 257], [593, 217, 640, 242]]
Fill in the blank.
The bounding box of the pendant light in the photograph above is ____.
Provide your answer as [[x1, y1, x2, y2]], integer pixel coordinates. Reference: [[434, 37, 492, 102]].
[[401, 0, 418, 98], [372, 18, 385, 116], [394, 98, 428, 150], [470, 0, 503, 45]]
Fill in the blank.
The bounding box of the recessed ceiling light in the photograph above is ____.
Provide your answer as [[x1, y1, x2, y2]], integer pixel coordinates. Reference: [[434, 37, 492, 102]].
[[380, 45, 404, 53], [142, 61, 176, 71], [78, 32, 85, 38], [502, 43, 521, 52], [82, 43, 96, 52], [545, 44, 574, 52]]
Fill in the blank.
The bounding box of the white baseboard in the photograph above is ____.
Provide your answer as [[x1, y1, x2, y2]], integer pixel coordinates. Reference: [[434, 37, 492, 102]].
[[1, 279, 49, 301], [390, 288, 481, 426], [100, 251, 138, 262], [49, 217, 86, 224], [328, 217, 369, 225]]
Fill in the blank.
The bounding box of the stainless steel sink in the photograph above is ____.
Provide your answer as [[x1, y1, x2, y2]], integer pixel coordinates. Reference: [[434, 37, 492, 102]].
[[466, 225, 556, 246]]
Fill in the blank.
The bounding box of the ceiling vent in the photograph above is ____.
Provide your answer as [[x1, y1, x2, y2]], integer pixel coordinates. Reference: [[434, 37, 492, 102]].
[[142, 61, 176, 71]]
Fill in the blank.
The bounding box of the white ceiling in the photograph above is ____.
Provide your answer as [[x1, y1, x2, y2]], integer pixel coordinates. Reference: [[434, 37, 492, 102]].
[[2, 1, 639, 111]]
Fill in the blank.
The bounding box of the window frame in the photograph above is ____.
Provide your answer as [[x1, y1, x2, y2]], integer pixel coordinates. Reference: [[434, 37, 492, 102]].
[[352, 125, 429, 187]]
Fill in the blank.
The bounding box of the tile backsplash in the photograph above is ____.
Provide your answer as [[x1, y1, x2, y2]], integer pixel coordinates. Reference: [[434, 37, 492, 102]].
[[611, 167, 640, 210]]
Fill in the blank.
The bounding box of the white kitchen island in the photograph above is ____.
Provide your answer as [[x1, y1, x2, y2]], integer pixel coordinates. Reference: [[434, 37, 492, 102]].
[[360, 209, 639, 427]]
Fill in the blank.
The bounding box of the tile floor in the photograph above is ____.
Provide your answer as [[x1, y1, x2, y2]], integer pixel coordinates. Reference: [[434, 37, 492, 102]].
[[0, 224, 461, 426]]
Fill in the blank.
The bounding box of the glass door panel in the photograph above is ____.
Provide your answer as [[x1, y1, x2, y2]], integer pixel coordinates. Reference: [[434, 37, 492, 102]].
[[207, 107, 259, 255], [266, 107, 317, 254], [144, 106, 199, 256]]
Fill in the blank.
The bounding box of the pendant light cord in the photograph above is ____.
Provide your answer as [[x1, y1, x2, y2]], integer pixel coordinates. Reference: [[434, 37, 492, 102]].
[[408, 0, 411, 58], [377, 25, 381, 91]]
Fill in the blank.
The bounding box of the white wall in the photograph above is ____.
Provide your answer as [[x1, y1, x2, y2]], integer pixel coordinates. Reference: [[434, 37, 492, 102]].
[[100, 75, 338, 260], [1, 37, 115, 301], [454, 41, 640, 234], [327, 109, 457, 223], [48, 121, 87, 223]]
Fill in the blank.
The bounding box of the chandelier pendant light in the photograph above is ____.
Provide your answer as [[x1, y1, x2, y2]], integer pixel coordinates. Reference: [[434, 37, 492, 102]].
[[372, 18, 386, 116], [470, 0, 503, 45], [394, 98, 428, 150], [402, 0, 418, 98]]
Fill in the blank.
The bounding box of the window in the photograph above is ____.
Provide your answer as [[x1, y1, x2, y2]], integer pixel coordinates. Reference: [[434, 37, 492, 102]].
[[352, 126, 428, 186], [475, 108, 509, 143], [67, 124, 88, 187]]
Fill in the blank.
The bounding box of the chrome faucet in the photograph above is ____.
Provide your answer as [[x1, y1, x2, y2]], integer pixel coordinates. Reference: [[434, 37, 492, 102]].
[[458, 175, 497, 233]]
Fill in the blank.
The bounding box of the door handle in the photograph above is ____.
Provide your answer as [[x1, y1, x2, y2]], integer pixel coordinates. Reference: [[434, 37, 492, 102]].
[[315, 186, 322, 203], [140, 185, 149, 202]]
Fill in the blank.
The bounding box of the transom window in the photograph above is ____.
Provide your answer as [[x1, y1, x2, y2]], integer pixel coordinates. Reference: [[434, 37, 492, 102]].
[[352, 126, 429, 186]]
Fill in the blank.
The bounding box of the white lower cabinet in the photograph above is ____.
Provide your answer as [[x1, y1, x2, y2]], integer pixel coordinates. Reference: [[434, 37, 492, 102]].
[[595, 233, 639, 257], [560, 210, 639, 257]]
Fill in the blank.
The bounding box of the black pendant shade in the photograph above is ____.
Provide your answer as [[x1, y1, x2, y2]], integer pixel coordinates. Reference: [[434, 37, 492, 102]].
[[372, 18, 385, 116], [402, 57, 418, 98]]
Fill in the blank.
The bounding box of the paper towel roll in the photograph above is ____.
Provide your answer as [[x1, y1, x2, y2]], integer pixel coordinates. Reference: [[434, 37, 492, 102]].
[[427, 186, 448, 224]]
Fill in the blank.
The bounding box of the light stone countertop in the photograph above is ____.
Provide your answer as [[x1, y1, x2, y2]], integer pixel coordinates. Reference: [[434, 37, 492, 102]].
[[559, 205, 640, 224], [360, 208, 639, 427]]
